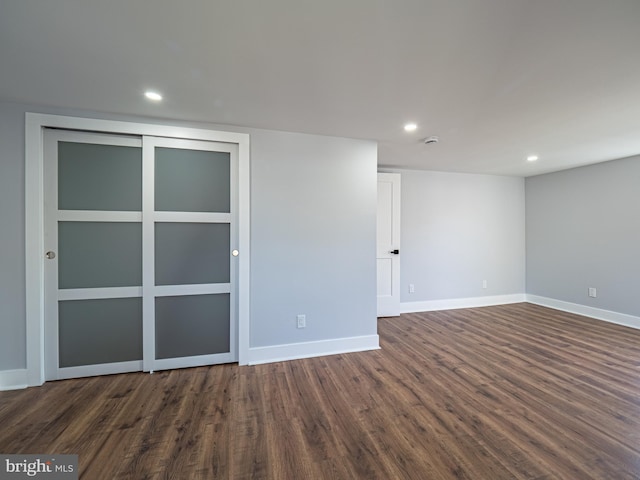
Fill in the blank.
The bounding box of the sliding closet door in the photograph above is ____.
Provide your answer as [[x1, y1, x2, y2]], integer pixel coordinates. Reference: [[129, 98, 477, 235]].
[[143, 137, 238, 372], [44, 130, 144, 380], [44, 130, 238, 380]]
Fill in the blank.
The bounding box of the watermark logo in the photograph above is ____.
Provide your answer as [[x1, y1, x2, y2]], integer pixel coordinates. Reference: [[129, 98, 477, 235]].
[[0, 455, 77, 479]]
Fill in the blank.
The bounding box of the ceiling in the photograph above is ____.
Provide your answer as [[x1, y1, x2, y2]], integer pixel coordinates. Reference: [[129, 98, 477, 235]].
[[1, 0, 640, 177]]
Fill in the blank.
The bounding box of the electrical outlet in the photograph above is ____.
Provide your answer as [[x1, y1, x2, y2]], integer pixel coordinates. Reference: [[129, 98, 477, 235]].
[[409, 284, 415, 294], [588, 287, 597, 298], [297, 314, 306, 328], [482, 280, 488, 289]]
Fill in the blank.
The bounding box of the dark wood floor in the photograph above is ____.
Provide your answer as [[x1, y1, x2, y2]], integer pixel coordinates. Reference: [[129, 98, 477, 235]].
[[2, 303, 640, 479]]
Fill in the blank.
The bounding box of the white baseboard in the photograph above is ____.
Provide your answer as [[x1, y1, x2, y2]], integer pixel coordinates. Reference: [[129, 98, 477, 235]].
[[401, 294, 526, 314], [247, 334, 380, 366], [0, 369, 28, 391], [526, 295, 640, 330]]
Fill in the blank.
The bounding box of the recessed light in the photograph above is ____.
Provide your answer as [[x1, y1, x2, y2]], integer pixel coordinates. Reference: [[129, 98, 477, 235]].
[[527, 155, 539, 162], [404, 123, 418, 132], [144, 90, 163, 101]]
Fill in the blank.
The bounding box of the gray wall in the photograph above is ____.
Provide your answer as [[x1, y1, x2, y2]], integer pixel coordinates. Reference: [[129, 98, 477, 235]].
[[526, 156, 640, 317], [0, 100, 378, 371], [249, 129, 378, 346], [0, 102, 27, 370], [385, 169, 526, 303]]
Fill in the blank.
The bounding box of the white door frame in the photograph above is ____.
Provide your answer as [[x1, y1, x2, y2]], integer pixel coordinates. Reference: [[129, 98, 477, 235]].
[[25, 113, 251, 387]]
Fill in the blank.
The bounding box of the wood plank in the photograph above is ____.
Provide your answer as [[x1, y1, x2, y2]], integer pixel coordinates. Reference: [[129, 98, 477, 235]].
[[1, 303, 640, 479]]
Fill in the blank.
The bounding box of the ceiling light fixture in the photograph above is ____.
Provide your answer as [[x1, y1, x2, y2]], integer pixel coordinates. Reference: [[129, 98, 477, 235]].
[[144, 90, 163, 101], [527, 155, 539, 162], [404, 123, 417, 132]]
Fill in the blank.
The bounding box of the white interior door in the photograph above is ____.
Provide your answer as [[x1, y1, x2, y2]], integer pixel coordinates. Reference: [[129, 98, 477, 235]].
[[44, 129, 238, 380], [377, 173, 401, 317]]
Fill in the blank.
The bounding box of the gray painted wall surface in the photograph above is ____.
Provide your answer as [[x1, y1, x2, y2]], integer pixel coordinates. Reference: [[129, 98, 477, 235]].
[[0, 100, 378, 371], [387, 169, 526, 303], [0, 102, 27, 369], [525, 156, 640, 316], [249, 129, 378, 347]]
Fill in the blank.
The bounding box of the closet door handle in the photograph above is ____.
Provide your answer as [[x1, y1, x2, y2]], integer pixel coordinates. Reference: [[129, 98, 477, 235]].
[[390, 249, 399, 255]]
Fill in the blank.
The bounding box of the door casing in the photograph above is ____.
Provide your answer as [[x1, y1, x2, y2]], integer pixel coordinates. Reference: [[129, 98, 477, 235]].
[[25, 113, 251, 387]]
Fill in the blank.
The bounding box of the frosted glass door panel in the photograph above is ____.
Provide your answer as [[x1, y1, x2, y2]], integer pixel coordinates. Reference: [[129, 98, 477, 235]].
[[58, 142, 142, 211], [58, 222, 142, 289], [155, 223, 230, 285], [155, 294, 230, 359], [58, 298, 143, 368], [155, 148, 230, 213]]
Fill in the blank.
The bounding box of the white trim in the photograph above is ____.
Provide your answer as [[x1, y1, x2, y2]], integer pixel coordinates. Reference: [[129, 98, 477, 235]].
[[42, 129, 142, 148], [151, 352, 235, 372], [58, 210, 142, 222], [26, 114, 45, 387], [247, 335, 380, 365], [153, 212, 231, 223], [526, 295, 640, 330], [56, 361, 143, 380], [58, 287, 142, 301], [154, 283, 231, 297], [401, 294, 526, 314], [141, 136, 155, 373], [229, 141, 239, 367], [237, 135, 250, 366], [25, 112, 251, 385], [42, 130, 59, 381], [0, 369, 29, 391], [149, 137, 236, 153], [27, 114, 247, 144]]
